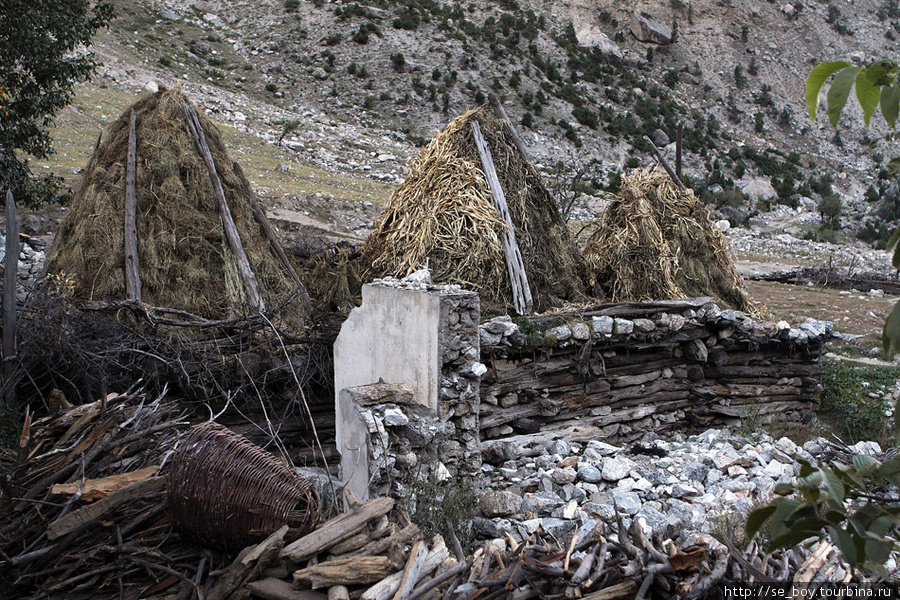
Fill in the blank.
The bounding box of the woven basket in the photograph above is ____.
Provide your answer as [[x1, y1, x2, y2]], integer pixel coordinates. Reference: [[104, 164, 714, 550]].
[[167, 422, 320, 549]]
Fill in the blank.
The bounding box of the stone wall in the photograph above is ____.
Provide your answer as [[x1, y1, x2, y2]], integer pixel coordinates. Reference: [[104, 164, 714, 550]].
[[334, 278, 482, 489], [477, 297, 828, 450]]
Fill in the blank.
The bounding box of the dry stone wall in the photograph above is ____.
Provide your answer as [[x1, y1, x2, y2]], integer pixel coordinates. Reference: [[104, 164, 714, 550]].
[[478, 298, 828, 447]]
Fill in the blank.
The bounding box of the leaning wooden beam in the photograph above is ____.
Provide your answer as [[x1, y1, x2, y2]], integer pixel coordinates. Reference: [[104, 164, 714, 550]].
[[206, 525, 288, 600], [471, 120, 533, 315], [124, 109, 142, 302], [281, 496, 395, 564], [488, 92, 531, 163], [643, 135, 685, 190], [183, 103, 265, 314], [293, 557, 394, 589], [2, 189, 18, 411]]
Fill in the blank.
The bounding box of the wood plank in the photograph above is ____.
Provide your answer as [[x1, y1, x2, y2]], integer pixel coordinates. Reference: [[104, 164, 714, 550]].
[[247, 578, 327, 600], [208, 525, 288, 600], [50, 465, 158, 502], [293, 557, 394, 589], [281, 497, 395, 564], [2, 189, 17, 411], [47, 476, 165, 540], [124, 108, 142, 302], [471, 120, 532, 315], [183, 103, 265, 314]]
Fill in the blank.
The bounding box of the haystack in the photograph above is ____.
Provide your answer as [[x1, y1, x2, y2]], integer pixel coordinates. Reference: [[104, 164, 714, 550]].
[[47, 87, 306, 323], [362, 106, 586, 313], [583, 167, 760, 315]]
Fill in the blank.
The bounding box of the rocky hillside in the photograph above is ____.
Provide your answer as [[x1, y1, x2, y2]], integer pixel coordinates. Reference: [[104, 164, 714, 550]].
[[58, 0, 900, 244]]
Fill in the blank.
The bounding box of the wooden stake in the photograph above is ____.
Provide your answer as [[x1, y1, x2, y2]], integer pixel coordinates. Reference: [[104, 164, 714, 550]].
[[471, 120, 533, 315], [643, 135, 685, 190], [488, 93, 531, 163], [124, 109, 142, 302], [2, 189, 18, 411], [183, 103, 265, 314]]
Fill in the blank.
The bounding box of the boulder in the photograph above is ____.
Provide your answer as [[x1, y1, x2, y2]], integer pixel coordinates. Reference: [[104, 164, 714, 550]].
[[630, 13, 673, 44], [574, 24, 623, 61]]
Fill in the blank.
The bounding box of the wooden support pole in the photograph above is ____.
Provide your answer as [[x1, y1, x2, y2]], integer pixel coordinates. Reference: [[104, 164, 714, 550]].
[[2, 189, 18, 411], [471, 120, 533, 315], [488, 92, 531, 163], [676, 122, 683, 181], [183, 103, 265, 314], [643, 135, 685, 190], [124, 109, 142, 302]]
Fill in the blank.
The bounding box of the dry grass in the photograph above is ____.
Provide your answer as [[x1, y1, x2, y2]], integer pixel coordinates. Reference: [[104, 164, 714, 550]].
[[584, 167, 761, 316], [48, 87, 306, 324], [362, 106, 586, 314]]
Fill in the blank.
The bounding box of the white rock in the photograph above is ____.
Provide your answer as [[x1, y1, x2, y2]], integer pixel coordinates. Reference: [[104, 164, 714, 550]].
[[382, 407, 409, 427]]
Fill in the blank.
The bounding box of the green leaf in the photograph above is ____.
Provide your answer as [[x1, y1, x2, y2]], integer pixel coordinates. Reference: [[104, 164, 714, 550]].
[[773, 483, 795, 496], [889, 158, 900, 177], [856, 70, 882, 127], [818, 465, 845, 503], [887, 228, 900, 269], [746, 504, 777, 540], [807, 61, 853, 121], [851, 454, 880, 476], [828, 66, 862, 128], [834, 463, 866, 488], [768, 528, 821, 552], [828, 525, 858, 565], [883, 300, 900, 356], [881, 84, 900, 129], [864, 60, 898, 86]]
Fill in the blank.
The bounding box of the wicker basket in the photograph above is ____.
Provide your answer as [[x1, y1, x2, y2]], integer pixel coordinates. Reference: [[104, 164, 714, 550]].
[[167, 421, 320, 549]]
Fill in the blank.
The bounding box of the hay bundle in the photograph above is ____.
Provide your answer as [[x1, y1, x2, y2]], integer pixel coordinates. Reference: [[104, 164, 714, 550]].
[[362, 107, 586, 314], [48, 87, 303, 322], [583, 167, 760, 315]]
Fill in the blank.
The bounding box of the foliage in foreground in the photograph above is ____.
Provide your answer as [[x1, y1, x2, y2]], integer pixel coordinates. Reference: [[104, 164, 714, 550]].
[[805, 59, 900, 355], [747, 453, 900, 577], [818, 359, 897, 446]]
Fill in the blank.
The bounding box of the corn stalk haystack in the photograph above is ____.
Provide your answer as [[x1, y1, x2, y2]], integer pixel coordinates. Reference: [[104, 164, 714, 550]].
[[47, 87, 305, 323], [362, 106, 586, 314], [583, 167, 761, 316]]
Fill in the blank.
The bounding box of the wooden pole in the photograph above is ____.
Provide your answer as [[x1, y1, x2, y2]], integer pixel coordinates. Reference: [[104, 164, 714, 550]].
[[643, 135, 685, 190], [124, 109, 142, 302], [675, 122, 683, 181], [488, 92, 531, 163], [3, 189, 18, 410], [471, 121, 533, 315], [183, 103, 265, 314]]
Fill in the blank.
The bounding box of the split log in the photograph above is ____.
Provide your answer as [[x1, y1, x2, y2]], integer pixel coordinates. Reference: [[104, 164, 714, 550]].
[[207, 525, 288, 600], [124, 108, 142, 302], [339, 522, 420, 563], [50, 465, 158, 501], [281, 497, 395, 564], [47, 476, 165, 540], [183, 103, 265, 314], [2, 189, 18, 411], [471, 120, 532, 315], [293, 557, 394, 589], [246, 578, 327, 600]]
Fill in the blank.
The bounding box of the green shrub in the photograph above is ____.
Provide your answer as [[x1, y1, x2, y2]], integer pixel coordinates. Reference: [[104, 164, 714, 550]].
[[573, 106, 599, 129], [818, 359, 896, 446], [284, 0, 300, 11], [818, 193, 843, 229], [521, 112, 533, 128], [325, 33, 342, 46], [390, 52, 405, 71], [265, 82, 278, 93]]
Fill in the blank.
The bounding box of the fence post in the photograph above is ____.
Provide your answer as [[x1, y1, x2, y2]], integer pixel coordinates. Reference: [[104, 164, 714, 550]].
[[2, 189, 18, 410]]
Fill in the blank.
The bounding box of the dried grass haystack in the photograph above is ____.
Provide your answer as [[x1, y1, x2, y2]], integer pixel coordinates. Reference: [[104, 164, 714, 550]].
[[48, 87, 305, 322], [583, 167, 760, 315], [362, 106, 586, 313]]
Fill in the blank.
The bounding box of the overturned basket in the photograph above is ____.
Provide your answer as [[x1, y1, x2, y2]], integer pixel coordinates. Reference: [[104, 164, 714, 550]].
[[167, 422, 320, 550]]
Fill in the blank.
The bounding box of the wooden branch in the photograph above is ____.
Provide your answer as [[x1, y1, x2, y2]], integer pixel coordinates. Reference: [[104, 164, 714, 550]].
[[2, 189, 18, 411], [47, 476, 165, 540], [124, 108, 142, 302], [675, 122, 683, 181], [207, 525, 288, 600], [50, 465, 158, 501], [471, 120, 532, 315], [246, 578, 327, 600], [183, 103, 265, 314], [281, 496, 395, 564], [643, 135, 685, 190], [488, 92, 531, 163], [293, 557, 394, 589], [340, 522, 420, 562]]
